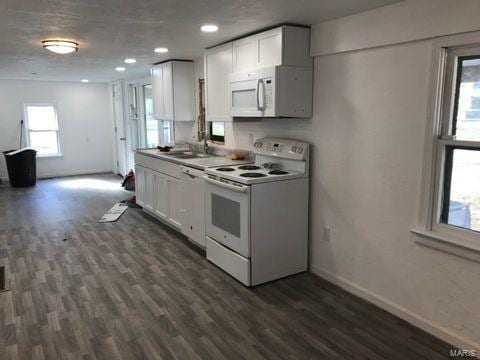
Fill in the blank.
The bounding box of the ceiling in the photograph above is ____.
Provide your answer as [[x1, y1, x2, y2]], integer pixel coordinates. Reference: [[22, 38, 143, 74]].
[[0, 0, 402, 83]]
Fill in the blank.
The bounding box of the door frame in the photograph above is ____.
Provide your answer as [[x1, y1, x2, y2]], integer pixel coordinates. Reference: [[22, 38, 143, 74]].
[[111, 81, 128, 176]]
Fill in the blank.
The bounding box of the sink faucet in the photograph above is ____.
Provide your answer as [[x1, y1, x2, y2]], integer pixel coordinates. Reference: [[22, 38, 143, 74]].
[[204, 132, 209, 155]]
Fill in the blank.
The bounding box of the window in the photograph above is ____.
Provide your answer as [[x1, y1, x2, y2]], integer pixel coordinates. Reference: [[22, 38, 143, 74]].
[[437, 49, 480, 235], [143, 85, 174, 147], [415, 45, 480, 255], [24, 104, 61, 156], [209, 122, 225, 143]]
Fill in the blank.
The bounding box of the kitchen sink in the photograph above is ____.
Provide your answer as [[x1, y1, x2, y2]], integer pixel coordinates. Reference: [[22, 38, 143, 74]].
[[163, 151, 212, 159]]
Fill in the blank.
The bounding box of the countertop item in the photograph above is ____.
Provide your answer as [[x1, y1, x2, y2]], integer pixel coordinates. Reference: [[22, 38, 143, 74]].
[[135, 149, 252, 171]]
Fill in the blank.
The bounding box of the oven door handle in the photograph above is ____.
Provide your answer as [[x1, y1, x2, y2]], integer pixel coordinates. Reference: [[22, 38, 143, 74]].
[[204, 176, 249, 193]]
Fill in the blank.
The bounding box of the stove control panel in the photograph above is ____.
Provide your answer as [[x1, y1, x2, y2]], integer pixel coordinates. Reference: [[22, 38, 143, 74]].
[[253, 138, 309, 160]]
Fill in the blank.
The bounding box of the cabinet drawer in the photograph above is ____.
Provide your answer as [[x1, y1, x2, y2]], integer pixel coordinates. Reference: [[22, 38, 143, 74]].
[[206, 237, 250, 286], [134, 153, 181, 179]]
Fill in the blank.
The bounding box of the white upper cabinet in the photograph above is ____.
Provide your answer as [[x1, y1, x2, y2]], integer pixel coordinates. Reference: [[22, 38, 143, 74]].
[[151, 66, 164, 119], [232, 37, 256, 72], [232, 26, 312, 73], [204, 43, 233, 122], [151, 60, 195, 121], [205, 26, 311, 121], [161, 62, 174, 120]]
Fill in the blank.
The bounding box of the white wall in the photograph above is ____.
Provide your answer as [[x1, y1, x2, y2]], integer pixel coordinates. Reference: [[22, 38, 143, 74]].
[[0, 79, 114, 179], [188, 1, 480, 351]]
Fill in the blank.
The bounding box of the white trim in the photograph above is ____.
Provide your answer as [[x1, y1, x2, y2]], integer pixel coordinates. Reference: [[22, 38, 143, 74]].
[[36, 169, 115, 179], [311, 266, 480, 354], [415, 31, 480, 261], [411, 227, 480, 263], [1, 170, 115, 183], [37, 154, 63, 159]]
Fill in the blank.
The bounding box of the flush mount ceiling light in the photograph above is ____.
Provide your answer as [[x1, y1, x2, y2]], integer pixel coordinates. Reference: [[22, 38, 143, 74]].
[[154, 47, 169, 53], [124, 58, 136, 64], [115, 67, 126, 72], [201, 24, 218, 32], [81, 79, 89, 83], [42, 40, 78, 54]]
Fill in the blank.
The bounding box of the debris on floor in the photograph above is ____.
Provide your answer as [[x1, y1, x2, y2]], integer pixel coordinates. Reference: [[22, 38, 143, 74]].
[[121, 170, 135, 191], [98, 202, 128, 223], [120, 195, 141, 208]]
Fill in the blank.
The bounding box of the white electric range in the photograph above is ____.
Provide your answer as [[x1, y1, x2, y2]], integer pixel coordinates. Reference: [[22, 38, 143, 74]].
[[204, 138, 309, 286]]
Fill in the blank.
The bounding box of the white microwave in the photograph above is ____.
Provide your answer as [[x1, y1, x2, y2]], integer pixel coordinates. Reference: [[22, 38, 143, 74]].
[[229, 65, 313, 118]]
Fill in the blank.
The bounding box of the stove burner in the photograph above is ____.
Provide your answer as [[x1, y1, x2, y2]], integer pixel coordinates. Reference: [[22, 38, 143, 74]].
[[269, 170, 289, 175], [216, 167, 235, 172], [238, 165, 260, 171], [239, 172, 267, 178]]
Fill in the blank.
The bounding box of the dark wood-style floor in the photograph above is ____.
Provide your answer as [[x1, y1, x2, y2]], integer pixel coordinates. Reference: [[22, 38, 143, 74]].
[[0, 174, 453, 359]]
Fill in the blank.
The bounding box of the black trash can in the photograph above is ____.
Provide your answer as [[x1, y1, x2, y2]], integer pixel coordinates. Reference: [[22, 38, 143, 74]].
[[3, 148, 37, 187]]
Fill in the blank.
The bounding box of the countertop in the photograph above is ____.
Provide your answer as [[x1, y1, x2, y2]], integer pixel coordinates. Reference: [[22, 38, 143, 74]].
[[135, 149, 252, 171]]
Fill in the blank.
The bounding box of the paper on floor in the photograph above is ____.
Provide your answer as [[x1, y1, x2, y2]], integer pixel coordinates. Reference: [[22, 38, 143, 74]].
[[98, 203, 128, 223]]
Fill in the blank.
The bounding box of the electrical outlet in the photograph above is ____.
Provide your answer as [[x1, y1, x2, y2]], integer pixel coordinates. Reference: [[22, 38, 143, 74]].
[[248, 133, 254, 145], [324, 226, 331, 242]]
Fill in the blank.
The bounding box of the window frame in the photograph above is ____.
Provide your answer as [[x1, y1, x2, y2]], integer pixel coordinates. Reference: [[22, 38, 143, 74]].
[[23, 103, 62, 158], [413, 34, 480, 260]]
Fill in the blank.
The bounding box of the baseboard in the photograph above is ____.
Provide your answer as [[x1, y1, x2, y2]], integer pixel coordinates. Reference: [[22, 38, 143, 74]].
[[311, 265, 480, 354], [0, 170, 116, 183], [36, 169, 115, 179]]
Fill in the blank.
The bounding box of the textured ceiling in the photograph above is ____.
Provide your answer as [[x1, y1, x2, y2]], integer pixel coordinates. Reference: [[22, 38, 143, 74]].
[[0, 0, 402, 82]]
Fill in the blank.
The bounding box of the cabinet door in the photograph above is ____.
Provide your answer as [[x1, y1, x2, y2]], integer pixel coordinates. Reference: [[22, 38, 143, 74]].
[[153, 172, 168, 220], [255, 27, 283, 68], [181, 173, 206, 247], [167, 176, 182, 228], [162, 62, 174, 120], [143, 170, 154, 212], [151, 65, 164, 119], [232, 37, 256, 72], [135, 166, 146, 207], [204, 43, 233, 122]]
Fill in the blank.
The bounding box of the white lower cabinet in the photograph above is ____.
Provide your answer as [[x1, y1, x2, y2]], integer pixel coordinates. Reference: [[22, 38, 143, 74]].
[[143, 170, 154, 212], [167, 176, 182, 228], [135, 166, 146, 207], [180, 167, 206, 247], [153, 172, 168, 220], [135, 164, 182, 229]]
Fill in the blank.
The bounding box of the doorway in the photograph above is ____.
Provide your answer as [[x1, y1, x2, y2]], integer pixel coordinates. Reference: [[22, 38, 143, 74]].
[[112, 82, 127, 176]]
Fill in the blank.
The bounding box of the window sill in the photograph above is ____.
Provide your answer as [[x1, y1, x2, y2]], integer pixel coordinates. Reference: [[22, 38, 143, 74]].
[[37, 154, 63, 159], [411, 227, 480, 263]]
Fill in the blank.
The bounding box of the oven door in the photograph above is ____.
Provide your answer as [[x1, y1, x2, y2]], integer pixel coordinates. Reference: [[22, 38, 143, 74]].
[[204, 176, 250, 258]]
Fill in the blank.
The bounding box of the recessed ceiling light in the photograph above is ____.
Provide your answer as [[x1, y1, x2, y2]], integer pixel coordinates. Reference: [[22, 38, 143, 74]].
[[154, 47, 169, 53], [124, 58, 136, 64], [201, 24, 218, 32], [42, 40, 78, 54], [115, 67, 126, 72], [81, 79, 89, 83]]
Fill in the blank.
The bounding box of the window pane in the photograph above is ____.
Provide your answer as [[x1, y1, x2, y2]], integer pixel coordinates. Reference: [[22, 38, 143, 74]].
[[29, 131, 59, 155], [454, 57, 480, 140], [442, 148, 480, 232], [144, 85, 153, 116], [212, 122, 225, 137], [146, 117, 158, 148], [162, 120, 172, 144], [26, 106, 58, 130]]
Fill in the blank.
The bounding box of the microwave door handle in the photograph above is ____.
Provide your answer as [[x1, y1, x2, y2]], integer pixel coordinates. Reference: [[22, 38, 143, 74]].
[[260, 79, 266, 111], [256, 78, 261, 110]]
